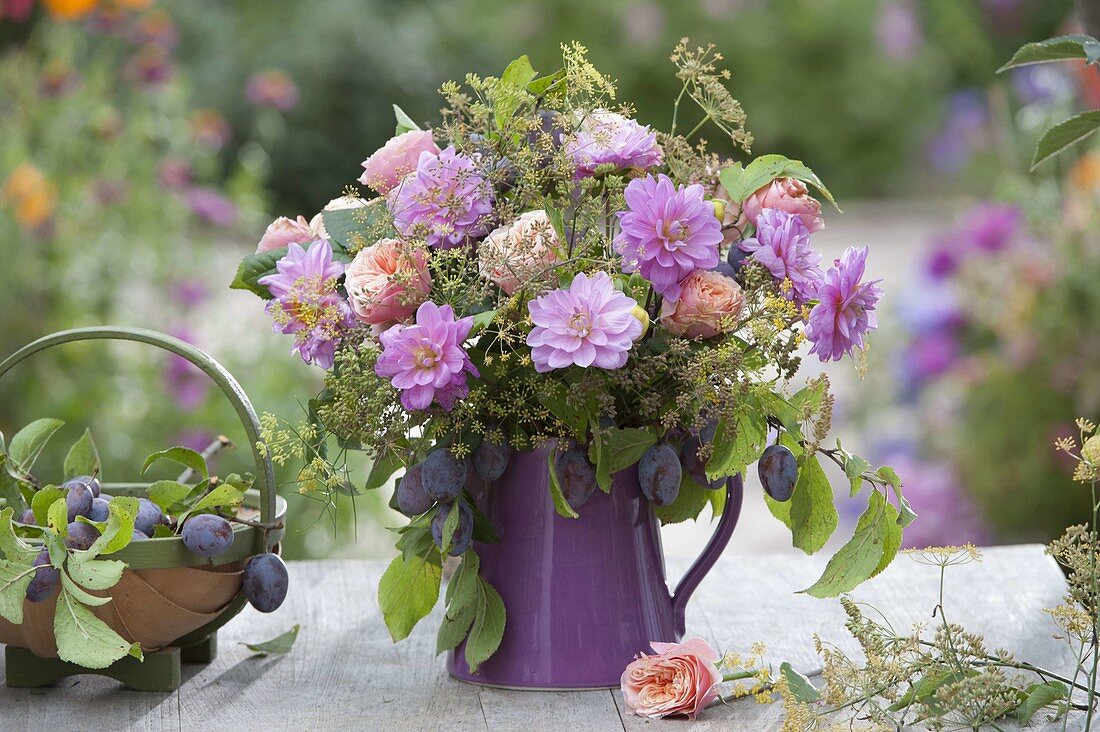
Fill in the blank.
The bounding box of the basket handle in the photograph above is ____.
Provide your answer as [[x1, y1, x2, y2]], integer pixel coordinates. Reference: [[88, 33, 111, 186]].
[[0, 326, 276, 525]]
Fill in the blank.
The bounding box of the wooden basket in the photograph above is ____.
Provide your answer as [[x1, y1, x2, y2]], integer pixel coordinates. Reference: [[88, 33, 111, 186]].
[[0, 327, 287, 690]]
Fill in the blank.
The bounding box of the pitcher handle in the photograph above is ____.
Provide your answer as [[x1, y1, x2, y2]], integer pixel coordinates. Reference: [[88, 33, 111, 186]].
[[670, 473, 744, 637]]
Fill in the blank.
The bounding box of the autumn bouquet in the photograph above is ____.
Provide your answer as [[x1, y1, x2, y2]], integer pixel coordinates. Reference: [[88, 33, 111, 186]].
[[231, 41, 912, 670]]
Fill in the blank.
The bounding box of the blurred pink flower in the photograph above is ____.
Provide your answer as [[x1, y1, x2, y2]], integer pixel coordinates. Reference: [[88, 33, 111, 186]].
[[359, 130, 440, 195], [190, 109, 233, 150], [621, 637, 722, 720], [875, 0, 923, 61], [156, 157, 192, 190], [246, 69, 300, 111], [345, 238, 431, 329], [739, 178, 824, 233], [124, 44, 175, 89], [660, 269, 744, 339], [186, 187, 238, 228]]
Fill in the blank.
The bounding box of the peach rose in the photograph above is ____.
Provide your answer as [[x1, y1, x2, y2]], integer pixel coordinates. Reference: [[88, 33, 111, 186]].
[[345, 238, 431, 328], [739, 177, 824, 234], [256, 214, 326, 253], [621, 637, 723, 720], [478, 210, 559, 295], [358, 130, 440, 195], [659, 269, 744, 339]]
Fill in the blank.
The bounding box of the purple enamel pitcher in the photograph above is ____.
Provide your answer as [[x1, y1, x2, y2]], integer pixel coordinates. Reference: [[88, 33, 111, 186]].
[[449, 444, 743, 689]]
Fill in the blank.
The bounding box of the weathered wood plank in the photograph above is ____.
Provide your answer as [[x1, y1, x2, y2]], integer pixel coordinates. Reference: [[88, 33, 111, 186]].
[[0, 545, 1080, 731]]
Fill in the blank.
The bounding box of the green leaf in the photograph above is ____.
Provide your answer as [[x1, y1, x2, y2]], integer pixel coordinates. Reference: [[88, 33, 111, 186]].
[[707, 413, 766, 481], [0, 559, 35, 624], [998, 34, 1100, 72], [1031, 111, 1100, 170], [719, 154, 838, 210], [78, 497, 139, 558], [147, 480, 194, 513], [393, 104, 421, 136], [464, 576, 506, 673], [873, 501, 903, 579], [801, 491, 892, 597], [654, 474, 712, 525], [142, 447, 208, 481], [322, 202, 395, 254], [60, 570, 112, 607], [780, 662, 820, 703], [875, 466, 917, 528], [789, 454, 838, 555], [63, 429, 100, 481], [440, 502, 461, 557], [527, 68, 566, 97], [437, 552, 480, 655], [54, 591, 141, 669], [8, 418, 65, 474], [604, 428, 658, 473], [888, 670, 966, 712], [177, 484, 244, 526], [470, 309, 498, 337], [844, 453, 870, 497], [0, 456, 24, 517], [230, 248, 285, 299], [588, 427, 612, 494], [377, 554, 441, 642], [31, 485, 67, 526], [1017, 681, 1068, 724], [241, 625, 301, 656], [47, 497, 68, 534], [66, 559, 125, 591], [437, 598, 476, 655], [546, 450, 579, 519], [365, 453, 404, 493], [0, 508, 38, 564], [494, 55, 537, 128]]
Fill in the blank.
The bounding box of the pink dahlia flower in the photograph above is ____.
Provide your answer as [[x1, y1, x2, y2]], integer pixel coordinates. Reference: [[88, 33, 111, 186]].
[[375, 301, 479, 411], [358, 129, 440, 195], [389, 145, 494, 250], [739, 208, 823, 304], [344, 238, 431, 330], [805, 246, 883, 362], [615, 174, 721, 302], [567, 110, 662, 178], [526, 271, 642, 372], [620, 637, 723, 720], [258, 241, 355, 369]]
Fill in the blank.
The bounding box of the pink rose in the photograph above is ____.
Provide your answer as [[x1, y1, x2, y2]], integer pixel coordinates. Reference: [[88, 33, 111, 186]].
[[345, 238, 431, 328], [358, 130, 440, 195], [621, 637, 723, 720], [659, 269, 744, 339], [739, 177, 824, 234], [478, 210, 559, 295], [256, 214, 326, 253]]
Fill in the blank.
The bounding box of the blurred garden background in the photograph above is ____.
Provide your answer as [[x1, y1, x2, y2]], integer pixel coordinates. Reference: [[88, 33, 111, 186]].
[[1, 0, 1098, 560]]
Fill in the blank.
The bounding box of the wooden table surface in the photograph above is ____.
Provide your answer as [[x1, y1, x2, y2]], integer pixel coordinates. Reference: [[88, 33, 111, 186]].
[[0, 544, 1084, 731]]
